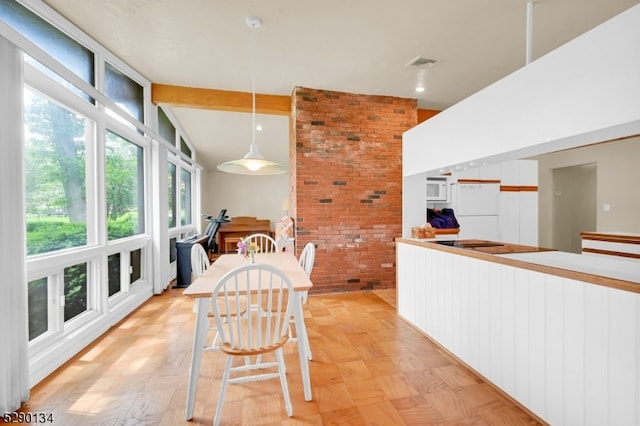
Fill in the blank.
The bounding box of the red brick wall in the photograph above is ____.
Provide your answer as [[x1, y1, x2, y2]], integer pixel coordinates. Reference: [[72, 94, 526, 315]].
[[292, 87, 417, 294]]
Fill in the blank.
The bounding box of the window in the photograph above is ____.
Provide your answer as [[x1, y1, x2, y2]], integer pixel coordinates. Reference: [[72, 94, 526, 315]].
[[158, 107, 175, 144], [107, 253, 121, 297], [180, 168, 192, 226], [64, 262, 88, 321], [106, 130, 145, 240], [180, 136, 192, 158], [24, 87, 90, 255], [0, 0, 94, 98], [105, 61, 143, 126], [168, 162, 177, 228], [28, 277, 48, 341], [5, 0, 182, 385], [130, 248, 142, 283]]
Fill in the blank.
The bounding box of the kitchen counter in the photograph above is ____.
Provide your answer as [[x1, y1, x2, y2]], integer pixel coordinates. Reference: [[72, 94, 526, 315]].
[[427, 238, 556, 255], [398, 237, 640, 293], [396, 238, 640, 425], [497, 250, 640, 284]]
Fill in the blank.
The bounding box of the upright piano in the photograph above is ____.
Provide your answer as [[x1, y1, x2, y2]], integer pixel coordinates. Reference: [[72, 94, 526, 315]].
[[217, 216, 271, 253]]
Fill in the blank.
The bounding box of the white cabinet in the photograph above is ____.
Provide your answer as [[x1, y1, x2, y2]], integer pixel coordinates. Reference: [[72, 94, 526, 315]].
[[499, 191, 520, 243], [498, 160, 538, 245], [451, 167, 480, 180], [519, 191, 538, 246], [397, 241, 640, 426]]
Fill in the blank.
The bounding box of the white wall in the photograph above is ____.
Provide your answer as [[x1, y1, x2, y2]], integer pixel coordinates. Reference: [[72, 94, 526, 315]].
[[533, 136, 640, 247], [403, 4, 640, 177], [201, 170, 290, 233]]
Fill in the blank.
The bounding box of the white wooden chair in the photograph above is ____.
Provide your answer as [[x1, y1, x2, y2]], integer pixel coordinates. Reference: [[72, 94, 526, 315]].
[[210, 263, 294, 425], [190, 244, 219, 352], [243, 233, 278, 323], [190, 243, 210, 279], [288, 242, 315, 358], [191, 244, 247, 353], [299, 242, 315, 278], [242, 233, 277, 253]]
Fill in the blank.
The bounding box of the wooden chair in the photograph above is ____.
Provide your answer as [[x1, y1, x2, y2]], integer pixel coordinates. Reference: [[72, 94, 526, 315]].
[[210, 263, 294, 425], [242, 233, 277, 253], [289, 242, 315, 358], [190, 243, 210, 279], [242, 233, 279, 329], [191, 244, 247, 353], [299, 242, 315, 277], [190, 244, 219, 352]]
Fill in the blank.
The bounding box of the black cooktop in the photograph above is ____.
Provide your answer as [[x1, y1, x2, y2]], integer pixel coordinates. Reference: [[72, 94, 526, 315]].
[[434, 240, 504, 248]]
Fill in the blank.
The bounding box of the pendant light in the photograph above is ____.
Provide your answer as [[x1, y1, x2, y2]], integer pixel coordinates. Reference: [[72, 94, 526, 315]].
[[217, 17, 287, 175]]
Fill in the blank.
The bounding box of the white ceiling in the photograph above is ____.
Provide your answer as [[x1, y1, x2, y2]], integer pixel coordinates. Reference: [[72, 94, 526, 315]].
[[42, 0, 640, 171]]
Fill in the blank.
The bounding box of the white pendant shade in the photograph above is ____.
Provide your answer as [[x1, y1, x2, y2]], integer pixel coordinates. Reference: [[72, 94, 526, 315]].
[[217, 146, 288, 175], [217, 16, 287, 176]]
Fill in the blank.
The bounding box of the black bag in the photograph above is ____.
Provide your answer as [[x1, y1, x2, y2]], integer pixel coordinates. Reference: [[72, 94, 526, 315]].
[[427, 208, 459, 229]]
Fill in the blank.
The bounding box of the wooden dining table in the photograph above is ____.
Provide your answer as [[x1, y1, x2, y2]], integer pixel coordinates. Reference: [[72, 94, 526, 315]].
[[182, 252, 314, 420]]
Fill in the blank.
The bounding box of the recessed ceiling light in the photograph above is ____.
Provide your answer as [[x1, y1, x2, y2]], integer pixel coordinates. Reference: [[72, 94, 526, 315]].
[[415, 86, 425, 93]]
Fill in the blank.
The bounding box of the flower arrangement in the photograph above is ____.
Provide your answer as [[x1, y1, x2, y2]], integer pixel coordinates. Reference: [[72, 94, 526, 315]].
[[237, 240, 260, 263]]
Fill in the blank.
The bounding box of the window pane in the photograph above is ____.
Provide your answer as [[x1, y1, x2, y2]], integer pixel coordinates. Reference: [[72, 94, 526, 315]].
[[24, 54, 94, 102], [180, 169, 192, 226], [24, 87, 89, 255], [107, 253, 121, 297], [169, 238, 177, 263], [130, 248, 141, 283], [180, 136, 192, 158], [64, 262, 87, 321], [168, 162, 176, 228], [105, 62, 143, 124], [28, 277, 48, 341], [0, 0, 94, 87], [106, 131, 145, 240], [158, 107, 175, 144]]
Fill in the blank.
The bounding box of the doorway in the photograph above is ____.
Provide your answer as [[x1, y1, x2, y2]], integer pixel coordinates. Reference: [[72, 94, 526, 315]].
[[551, 163, 597, 253]]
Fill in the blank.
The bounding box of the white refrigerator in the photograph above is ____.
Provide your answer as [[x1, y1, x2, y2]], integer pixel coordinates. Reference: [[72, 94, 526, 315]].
[[450, 182, 500, 241]]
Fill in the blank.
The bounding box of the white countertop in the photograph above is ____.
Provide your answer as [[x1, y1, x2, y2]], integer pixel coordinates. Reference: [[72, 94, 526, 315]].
[[498, 251, 640, 284]]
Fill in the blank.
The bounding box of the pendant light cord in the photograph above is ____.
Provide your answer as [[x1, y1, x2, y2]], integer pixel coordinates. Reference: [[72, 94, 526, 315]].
[[216, 16, 287, 175], [250, 20, 256, 147]]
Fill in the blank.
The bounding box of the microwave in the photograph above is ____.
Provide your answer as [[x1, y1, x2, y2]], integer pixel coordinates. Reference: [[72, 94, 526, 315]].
[[426, 177, 449, 202]]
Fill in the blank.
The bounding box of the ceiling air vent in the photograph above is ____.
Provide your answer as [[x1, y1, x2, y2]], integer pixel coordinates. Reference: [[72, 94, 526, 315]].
[[405, 56, 437, 68]]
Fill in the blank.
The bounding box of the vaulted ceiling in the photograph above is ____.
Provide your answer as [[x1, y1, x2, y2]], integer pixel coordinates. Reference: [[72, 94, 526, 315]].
[[42, 0, 640, 171]]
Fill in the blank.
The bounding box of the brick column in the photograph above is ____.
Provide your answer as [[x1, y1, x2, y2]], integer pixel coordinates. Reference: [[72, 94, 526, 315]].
[[292, 87, 417, 293]]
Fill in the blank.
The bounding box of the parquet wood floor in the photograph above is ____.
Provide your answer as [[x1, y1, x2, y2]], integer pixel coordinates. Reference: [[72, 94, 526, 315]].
[[22, 288, 543, 425]]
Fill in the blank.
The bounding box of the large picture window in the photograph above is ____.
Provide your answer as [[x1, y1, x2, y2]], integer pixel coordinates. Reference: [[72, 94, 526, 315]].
[[24, 87, 90, 255], [5, 0, 199, 385], [106, 131, 145, 240]]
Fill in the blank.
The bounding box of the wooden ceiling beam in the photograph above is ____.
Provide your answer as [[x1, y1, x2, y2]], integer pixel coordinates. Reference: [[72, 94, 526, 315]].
[[417, 108, 441, 123], [151, 83, 291, 115], [153, 83, 440, 122]]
